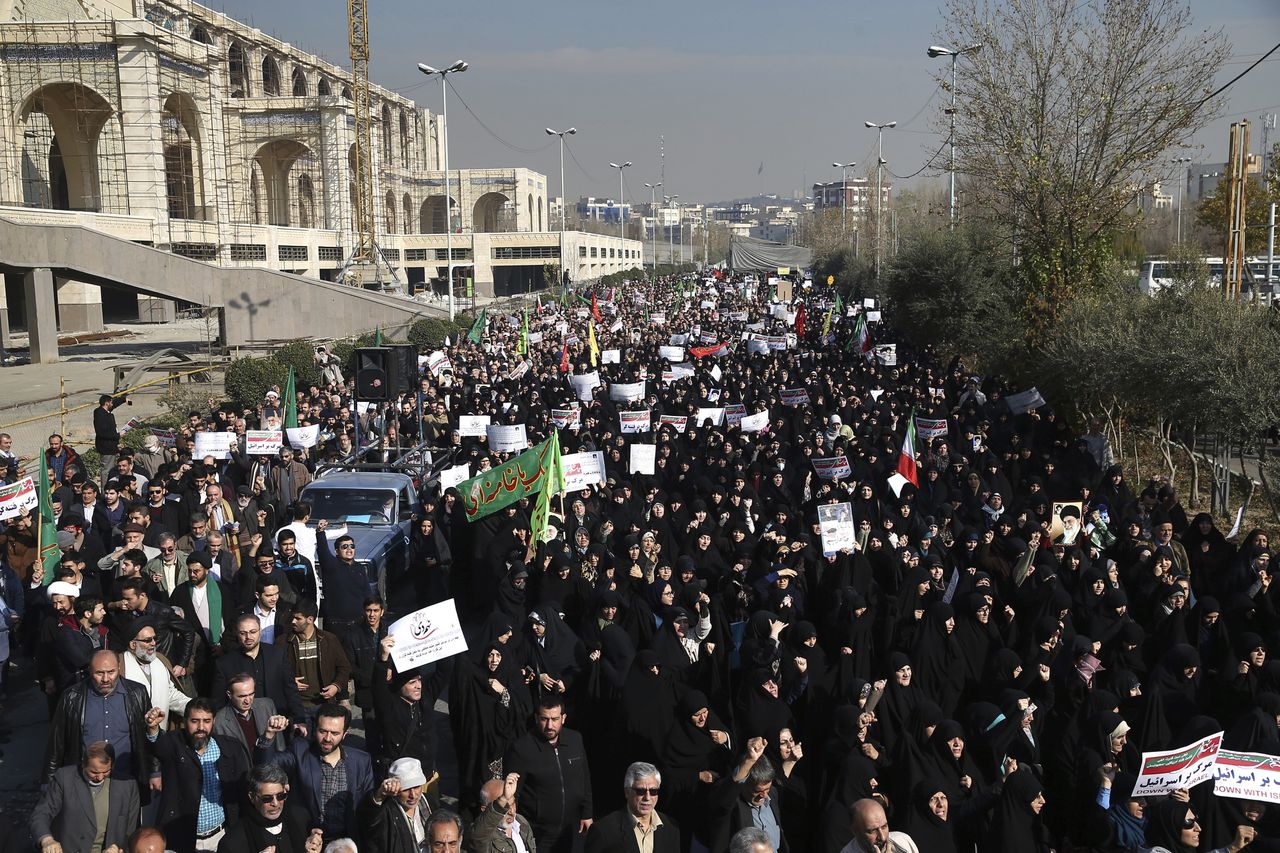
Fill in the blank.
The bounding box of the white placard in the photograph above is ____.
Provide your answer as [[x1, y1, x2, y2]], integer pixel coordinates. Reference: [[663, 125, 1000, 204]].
[[887, 472, 911, 498], [659, 346, 685, 362], [866, 310, 882, 323], [551, 408, 581, 430], [562, 451, 606, 491], [629, 444, 656, 475], [740, 411, 770, 433], [694, 407, 725, 427], [194, 431, 237, 460], [286, 425, 320, 449], [725, 403, 746, 425], [486, 424, 528, 453], [818, 502, 856, 556], [1006, 387, 1047, 415], [458, 415, 491, 437], [1214, 749, 1280, 803], [780, 388, 810, 406], [659, 414, 688, 433], [813, 455, 852, 479], [1134, 731, 1223, 797], [246, 430, 283, 456], [609, 381, 646, 402], [439, 463, 471, 491], [0, 477, 38, 521], [602, 349, 621, 364], [862, 298, 877, 308], [427, 351, 451, 376], [619, 410, 652, 433], [527, 331, 544, 345], [873, 344, 897, 366], [747, 338, 769, 356], [668, 334, 689, 346], [569, 372, 600, 402], [387, 599, 469, 670], [609, 319, 623, 333]]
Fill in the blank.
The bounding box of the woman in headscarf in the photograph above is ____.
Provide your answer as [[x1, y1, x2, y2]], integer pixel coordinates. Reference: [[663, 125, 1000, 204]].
[[825, 587, 877, 684], [911, 601, 966, 716], [818, 753, 879, 853], [615, 649, 678, 765], [874, 651, 921, 747], [448, 642, 531, 810], [897, 779, 959, 853], [981, 767, 1049, 853], [1143, 798, 1208, 853], [736, 667, 794, 745], [1182, 512, 1234, 597], [660, 689, 733, 850], [1147, 643, 1202, 734]]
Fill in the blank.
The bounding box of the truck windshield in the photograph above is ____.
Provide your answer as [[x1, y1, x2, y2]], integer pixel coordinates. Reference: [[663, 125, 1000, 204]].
[[304, 488, 397, 524]]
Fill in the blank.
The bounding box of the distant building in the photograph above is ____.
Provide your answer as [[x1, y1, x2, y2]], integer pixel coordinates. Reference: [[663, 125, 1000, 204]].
[[750, 222, 794, 243], [577, 197, 632, 224], [1186, 155, 1262, 203], [812, 179, 891, 220]]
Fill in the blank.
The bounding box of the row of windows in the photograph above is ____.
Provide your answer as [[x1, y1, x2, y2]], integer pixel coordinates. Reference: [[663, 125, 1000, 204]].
[[578, 246, 639, 259], [494, 246, 560, 259]]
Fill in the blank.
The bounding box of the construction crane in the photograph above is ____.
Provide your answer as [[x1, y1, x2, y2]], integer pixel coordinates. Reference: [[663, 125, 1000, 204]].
[[341, 0, 399, 291]]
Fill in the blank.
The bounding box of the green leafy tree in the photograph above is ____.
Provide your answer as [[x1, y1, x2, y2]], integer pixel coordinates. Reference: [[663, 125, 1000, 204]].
[[1196, 143, 1280, 256]]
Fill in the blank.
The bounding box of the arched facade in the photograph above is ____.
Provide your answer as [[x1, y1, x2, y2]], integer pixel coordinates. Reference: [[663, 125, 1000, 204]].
[[228, 42, 249, 97], [420, 195, 456, 234], [19, 82, 117, 213], [161, 92, 204, 219], [291, 67, 308, 97], [402, 193, 412, 234], [384, 189, 396, 233], [261, 55, 281, 96], [253, 139, 312, 226]]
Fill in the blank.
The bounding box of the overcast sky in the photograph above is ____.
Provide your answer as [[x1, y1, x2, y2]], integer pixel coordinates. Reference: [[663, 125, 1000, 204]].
[[206, 0, 1279, 203]]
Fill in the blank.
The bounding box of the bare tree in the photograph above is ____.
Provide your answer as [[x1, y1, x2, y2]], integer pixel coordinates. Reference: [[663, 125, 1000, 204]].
[[940, 0, 1228, 331]]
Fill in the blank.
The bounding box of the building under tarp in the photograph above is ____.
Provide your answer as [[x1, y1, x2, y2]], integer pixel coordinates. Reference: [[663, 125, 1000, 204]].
[[729, 235, 813, 273]]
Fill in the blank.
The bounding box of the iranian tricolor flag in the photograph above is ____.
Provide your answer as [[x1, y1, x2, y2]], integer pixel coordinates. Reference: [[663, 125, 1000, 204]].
[[897, 411, 919, 486]]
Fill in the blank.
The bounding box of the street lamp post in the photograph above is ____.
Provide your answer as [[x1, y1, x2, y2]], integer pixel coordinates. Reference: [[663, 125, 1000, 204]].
[[928, 43, 982, 229], [644, 181, 662, 270], [1171, 156, 1192, 244], [546, 126, 576, 287], [418, 60, 469, 320], [609, 161, 632, 241], [865, 120, 896, 278], [832, 161, 856, 236], [665, 195, 679, 267]]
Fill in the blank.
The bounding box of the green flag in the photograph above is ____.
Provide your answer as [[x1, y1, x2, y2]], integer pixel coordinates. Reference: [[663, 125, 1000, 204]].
[[283, 366, 298, 430], [458, 434, 561, 521], [467, 310, 487, 344], [516, 310, 529, 356], [36, 453, 59, 585], [374, 326, 383, 346], [529, 432, 564, 542]]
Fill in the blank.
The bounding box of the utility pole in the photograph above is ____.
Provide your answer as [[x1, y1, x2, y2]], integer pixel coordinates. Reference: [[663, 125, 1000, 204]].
[[1171, 156, 1192, 244], [865, 121, 896, 278], [1225, 119, 1251, 300], [928, 43, 982, 229]]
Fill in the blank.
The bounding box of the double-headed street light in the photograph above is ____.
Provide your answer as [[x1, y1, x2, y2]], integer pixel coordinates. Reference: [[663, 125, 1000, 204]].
[[928, 43, 982, 228], [644, 181, 662, 269], [864, 120, 896, 278], [545, 127, 577, 233], [609, 161, 632, 240], [833, 161, 856, 235], [418, 59, 469, 319]]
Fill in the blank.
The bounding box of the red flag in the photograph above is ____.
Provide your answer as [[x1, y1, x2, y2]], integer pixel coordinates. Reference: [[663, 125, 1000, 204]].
[[897, 413, 919, 486], [559, 338, 570, 373], [591, 293, 602, 322], [795, 302, 807, 338], [689, 343, 729, 358]]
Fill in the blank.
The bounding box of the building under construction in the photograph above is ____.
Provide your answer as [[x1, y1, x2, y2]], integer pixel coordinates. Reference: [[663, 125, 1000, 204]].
[[0, 0, 641, 334]]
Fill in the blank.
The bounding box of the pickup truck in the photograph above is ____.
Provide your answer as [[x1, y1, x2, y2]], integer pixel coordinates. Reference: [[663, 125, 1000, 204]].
[[299, 470, 419, 606]]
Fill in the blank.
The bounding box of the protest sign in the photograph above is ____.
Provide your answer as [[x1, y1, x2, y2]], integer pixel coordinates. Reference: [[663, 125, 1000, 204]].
[[629, 444, 656, 475], [427, 351, 451, 376], [659, 414, 689, 433], [602, 349, 621, 364], [669, 334, 689, 346], [569, 371, 601, 402], [873, 344, 897, 366], [781, 388, 811, 406], [486, 424, 528, 453], [1006, 387, 1047, 415], [650, 312, 666, 326], [609, 381, 646, 402], [609, 319, 623, 333], [740, 411, 770, 433], [1133, 731, 1223, 797], [729, 311, 748, 322], [659, 346, 685, 362], [194, 431, 237, 460], [619, 410, 652, 434], [458, 415, 491, 438], [149, 427, 176, 448], [286, 424, 320, 448], [1214, 749, 1280, 803], [746, 338, 770, 356], [818, 502, 855, 556], [507, 361, 530, 381], [562, 451, 606, 491], [887, 472, 911, 498], [439, 463, 472, 491], [245, 430, 283, 456], [527, 331, 544, 345], [551, 408, 581, 430], [813, 455, 852, 479], [694, 407, 725, 427], [387, 599, 469, 670], [915, 417, 949, 441], [0, 477, 37, 521], [725, 403, 747, 426], [866, 310, 882, 323]]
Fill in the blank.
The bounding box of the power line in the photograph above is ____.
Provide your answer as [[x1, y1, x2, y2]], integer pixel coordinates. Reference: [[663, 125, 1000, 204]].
[[444, 78, 556, 155], [887, 137, 950, 181], [562, 137, 598, 184], [1197, 40, 1280, 109]]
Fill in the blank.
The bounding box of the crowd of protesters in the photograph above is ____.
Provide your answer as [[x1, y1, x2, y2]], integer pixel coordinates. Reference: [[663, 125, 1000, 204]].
[[0, 271, 1275, 853]]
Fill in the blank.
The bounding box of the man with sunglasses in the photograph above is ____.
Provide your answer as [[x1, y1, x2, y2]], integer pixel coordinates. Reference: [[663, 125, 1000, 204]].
[[315, 519, 369, 637], [585, 762, 680, 853], [218, 763, 322, 853]]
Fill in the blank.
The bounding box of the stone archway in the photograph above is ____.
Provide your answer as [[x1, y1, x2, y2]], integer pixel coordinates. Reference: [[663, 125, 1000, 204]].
[[474, 191, 514, 233], [19, 82, 115, 212], [253, 139, 312, 226], [162, 92, 205, 220], [420, 195, 457, 234]]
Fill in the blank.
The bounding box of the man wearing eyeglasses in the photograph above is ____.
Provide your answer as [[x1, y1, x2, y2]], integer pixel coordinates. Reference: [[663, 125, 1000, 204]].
[[144, 533, 189, 599], [211, 613, 307, 735], [120, 618, 192, 721], [585, 762, 680, 853]]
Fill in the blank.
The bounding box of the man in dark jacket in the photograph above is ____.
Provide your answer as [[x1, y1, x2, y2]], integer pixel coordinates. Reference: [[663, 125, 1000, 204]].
[[708, 738, 788, 853], [31, 741, 139, 853], [356, 757, 435, 853], [211, 612, 307, 729], [503, 695, 594, 853], [152, 697, 248, 852], [315, 521, 371, 637], [256, 702, 375, 843], [373, 635, 439, 779], [217, 763, 321, 853], [53, 595, 109, 691], [44, 649, 162, 798], [342, 596, 387, 752], [586, 761, 681, 853], [285, 597, 351, 710]]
